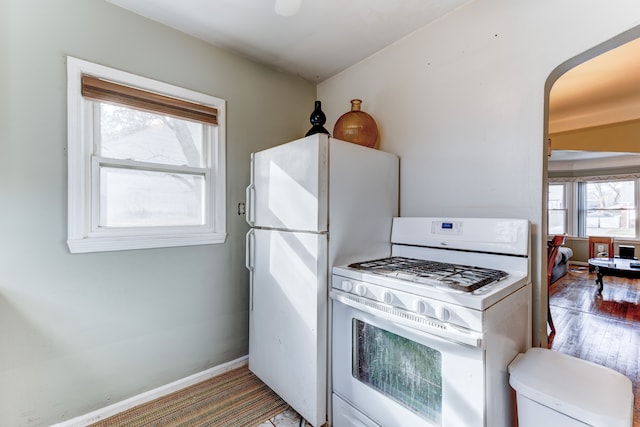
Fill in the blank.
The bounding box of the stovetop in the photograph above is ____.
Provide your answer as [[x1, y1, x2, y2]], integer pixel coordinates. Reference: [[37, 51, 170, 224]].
[[332, 218, 530, 312], [347, 256, 508, 293]]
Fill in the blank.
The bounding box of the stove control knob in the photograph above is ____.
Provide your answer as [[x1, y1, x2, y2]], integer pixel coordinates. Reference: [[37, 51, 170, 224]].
[[415, 300, 429, 315], [435, 306, 451, 322], [355, 284, 367, 297], [341, 280, 353, 293], [383, 291, 394, 305]]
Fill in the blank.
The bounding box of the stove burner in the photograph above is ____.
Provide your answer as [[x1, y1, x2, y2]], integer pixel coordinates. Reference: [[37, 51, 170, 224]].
[[348, 256, 508, 292]]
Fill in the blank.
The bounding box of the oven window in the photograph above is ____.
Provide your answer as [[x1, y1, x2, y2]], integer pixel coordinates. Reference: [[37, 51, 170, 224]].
[[353, 319, 442, 424]]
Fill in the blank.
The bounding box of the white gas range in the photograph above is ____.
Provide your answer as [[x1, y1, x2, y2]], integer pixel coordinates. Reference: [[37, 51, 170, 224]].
[[330, 217, 531, 427]]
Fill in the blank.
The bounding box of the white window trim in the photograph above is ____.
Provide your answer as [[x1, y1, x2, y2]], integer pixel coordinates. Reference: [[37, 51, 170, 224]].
[[66, 57, 226, 253]]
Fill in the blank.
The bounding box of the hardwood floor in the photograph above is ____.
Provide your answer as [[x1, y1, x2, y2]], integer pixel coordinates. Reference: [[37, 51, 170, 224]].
[[548, 265, 639, 425]]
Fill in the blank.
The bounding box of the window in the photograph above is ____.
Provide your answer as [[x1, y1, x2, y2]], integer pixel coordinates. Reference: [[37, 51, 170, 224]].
[[583, 180, 636, 238], [67, 57, 226, 253], [548, 177, 639, 239], [548, 183, 567, 235]]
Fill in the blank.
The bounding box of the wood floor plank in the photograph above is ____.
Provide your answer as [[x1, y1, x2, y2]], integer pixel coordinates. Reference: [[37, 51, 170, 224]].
[[549, 268, 638, 426]]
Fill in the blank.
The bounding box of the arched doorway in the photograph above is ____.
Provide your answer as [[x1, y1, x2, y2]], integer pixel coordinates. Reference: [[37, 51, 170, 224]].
[[543, 27, 640, 345]]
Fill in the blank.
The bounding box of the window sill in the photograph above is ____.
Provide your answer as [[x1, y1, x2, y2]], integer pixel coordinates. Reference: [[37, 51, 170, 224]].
[[67, 232, 227, 253]]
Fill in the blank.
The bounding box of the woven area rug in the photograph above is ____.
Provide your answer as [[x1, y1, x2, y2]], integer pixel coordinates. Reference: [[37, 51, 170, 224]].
[[89, 366, 290, 427]]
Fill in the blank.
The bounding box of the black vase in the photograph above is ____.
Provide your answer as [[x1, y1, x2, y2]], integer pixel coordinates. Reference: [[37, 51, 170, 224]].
[[305, 101, 330, 137]]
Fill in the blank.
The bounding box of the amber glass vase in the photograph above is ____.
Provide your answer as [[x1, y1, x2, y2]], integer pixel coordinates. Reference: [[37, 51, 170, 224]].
[[333, 99, 379, 148]]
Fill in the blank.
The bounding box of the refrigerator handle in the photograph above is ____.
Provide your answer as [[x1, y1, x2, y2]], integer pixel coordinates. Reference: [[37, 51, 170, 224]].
[[246, 153, 256, 226], [245, 229, 254, 271], [245, 184, 256, 226], [245, 229, 255, 311]]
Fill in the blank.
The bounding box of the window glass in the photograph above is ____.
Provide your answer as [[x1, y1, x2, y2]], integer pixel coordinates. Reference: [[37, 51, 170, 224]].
[[99, 167, 205, 227], [352, 319, 442, 424], [585, 180, 635, 238], [548, 184, 566, 235], [99, 104, 205, 168]]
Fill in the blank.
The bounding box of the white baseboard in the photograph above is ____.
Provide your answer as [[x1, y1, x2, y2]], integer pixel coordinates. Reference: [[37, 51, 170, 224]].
[[51, 355, 249, 427]]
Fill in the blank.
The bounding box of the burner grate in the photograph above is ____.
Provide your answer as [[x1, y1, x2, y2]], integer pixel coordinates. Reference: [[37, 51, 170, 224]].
[[348, 257, 508, 292]]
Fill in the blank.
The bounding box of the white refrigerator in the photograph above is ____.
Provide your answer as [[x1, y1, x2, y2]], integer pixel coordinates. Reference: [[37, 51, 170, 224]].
[[245, 134, 398, 426]]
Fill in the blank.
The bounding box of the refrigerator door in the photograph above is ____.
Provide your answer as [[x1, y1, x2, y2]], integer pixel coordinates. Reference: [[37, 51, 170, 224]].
[[246, 228, 327, 427], [247, 134, 328, 232]]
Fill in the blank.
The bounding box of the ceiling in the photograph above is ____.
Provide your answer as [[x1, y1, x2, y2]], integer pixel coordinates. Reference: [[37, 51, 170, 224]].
[[549, 37, 640, 163], [549, 36, 640, 134], [106, 0, 640, 163], [105, 0, 471, 83]]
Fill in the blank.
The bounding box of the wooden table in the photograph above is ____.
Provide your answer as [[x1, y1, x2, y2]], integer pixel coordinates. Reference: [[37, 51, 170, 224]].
[[588, 257, 640, 293]]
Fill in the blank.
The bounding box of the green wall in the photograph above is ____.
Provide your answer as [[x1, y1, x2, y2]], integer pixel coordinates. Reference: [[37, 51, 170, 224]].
[[0, 1, 315, 425]]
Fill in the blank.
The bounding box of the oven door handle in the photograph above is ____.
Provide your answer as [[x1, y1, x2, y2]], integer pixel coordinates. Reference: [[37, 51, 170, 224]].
[[330, 290, 485, 349]]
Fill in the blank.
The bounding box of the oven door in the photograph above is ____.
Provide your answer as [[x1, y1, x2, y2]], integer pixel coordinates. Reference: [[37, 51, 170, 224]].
[[332, 293, 485, 427]]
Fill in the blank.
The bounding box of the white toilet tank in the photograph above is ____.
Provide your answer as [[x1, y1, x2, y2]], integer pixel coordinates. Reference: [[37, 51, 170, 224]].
[[508, 348, 633, 427]]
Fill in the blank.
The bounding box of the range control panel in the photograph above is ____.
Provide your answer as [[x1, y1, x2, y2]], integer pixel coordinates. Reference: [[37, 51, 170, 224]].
[[431, 220, 463, 235]]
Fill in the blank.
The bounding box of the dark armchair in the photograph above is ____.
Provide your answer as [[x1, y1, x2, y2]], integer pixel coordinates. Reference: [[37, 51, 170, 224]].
[[547, 235, 566, 337]]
